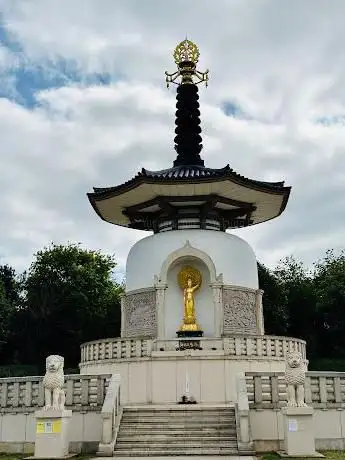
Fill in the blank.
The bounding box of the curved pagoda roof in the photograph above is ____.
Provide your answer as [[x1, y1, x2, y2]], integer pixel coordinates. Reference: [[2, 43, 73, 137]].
[[88, 164, 290, 230], [87, 39, 291, 232]]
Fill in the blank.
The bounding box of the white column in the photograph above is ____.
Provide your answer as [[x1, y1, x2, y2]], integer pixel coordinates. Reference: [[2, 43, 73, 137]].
[[155, 283, 168, 339], [255, 289, 265, 335], [210, 282, 223, 337], [120, 293, 126, 338]]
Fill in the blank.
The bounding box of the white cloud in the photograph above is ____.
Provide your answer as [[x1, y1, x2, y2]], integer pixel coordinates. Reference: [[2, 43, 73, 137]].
[[0, 0, 345, 277]]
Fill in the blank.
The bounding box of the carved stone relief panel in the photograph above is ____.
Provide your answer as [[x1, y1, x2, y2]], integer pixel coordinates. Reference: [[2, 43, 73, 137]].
[[124, 289, 157, 338], [223, 288, 258, 335]]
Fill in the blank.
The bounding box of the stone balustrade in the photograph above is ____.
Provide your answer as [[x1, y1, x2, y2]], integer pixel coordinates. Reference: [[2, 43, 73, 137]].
[[80, 335, 306, 364], [80, 338, 153, 363], [97, 374, 122, 456], [246, 371, 345, 409], [0, 374, 110, 413]]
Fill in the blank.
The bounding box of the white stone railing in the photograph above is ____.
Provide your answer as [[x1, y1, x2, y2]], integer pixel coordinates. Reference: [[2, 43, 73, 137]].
[[80, 335, 306, 364], [235, 372, 253, 453], [97, 374, 122, 457], [246, 371, 345, 409], [80, 338, 153, 363], [0, 374, 110, 412]]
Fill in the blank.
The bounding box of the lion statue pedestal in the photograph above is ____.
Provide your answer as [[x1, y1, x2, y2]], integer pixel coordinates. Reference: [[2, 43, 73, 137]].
[[280, 406, 323, 458], [285, 351, 309, 408], [34, 355, 73, 459], [278, 351, 323, 458]]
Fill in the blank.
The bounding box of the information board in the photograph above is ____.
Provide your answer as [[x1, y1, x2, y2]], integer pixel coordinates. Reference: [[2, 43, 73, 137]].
[[288, 419, 298, 432], [36, 420, 61, 434]]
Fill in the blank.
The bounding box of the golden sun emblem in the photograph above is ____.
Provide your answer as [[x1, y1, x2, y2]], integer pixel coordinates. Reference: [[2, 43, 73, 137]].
[[173, 39, 200, 65], [178, 265, 202, 290]]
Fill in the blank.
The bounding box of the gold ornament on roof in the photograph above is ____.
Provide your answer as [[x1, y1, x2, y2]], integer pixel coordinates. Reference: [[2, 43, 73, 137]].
[[178, 266, 202, 333], [165, 38, 209, 88], [173, 39, 200, 65]]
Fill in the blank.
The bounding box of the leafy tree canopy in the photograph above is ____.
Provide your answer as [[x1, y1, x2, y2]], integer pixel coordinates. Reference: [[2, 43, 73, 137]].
[[16, 243, 123, 368]]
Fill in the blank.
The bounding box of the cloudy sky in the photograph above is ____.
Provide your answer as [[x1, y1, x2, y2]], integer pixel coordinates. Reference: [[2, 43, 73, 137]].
[[0, 0, 344, 280]]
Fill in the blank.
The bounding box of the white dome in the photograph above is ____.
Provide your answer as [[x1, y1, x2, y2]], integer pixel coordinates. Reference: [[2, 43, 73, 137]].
[[126, 229, 258, 291]]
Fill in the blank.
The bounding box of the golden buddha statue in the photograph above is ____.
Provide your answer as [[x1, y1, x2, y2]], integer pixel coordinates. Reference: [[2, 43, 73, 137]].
[[178, 266, 202, 333]]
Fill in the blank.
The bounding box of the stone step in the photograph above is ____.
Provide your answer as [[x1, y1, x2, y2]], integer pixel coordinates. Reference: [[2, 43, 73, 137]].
[[115, 447, 239, 453], [116, 440, 238, 447], [123, 405, 235, 414], [121, 416, 236, 422], [113, 448, 239, 456], [118, 433, 236, 438], [117, 434, 237, 441], [120, 422, 236, 427], [120, 423, 236, 429], [119, 424, 236, 429], [116, 407, 239, 456], [121, 417, 236, 425], [118, 428, 236, 434], [122, 412, 235, 420], [123, 412, 235, 420], [124, 403, 235, 412]]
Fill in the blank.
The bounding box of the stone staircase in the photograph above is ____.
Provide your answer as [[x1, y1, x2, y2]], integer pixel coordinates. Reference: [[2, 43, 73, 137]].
[[114, 405, 240, 456]]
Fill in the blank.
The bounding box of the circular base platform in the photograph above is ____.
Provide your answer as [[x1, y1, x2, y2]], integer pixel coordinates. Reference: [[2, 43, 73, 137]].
[[79, 335, 307, 405]]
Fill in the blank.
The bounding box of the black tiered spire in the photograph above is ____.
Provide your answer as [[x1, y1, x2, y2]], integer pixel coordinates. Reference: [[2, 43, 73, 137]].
[[165, 39, 209, 167], [174, 84, 203, 166]]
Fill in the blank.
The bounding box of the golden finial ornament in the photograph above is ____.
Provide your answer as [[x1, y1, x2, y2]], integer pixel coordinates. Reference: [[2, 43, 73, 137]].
[[165, 38, 209, 88]]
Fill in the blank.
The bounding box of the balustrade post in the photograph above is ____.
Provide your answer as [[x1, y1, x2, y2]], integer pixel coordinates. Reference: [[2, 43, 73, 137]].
[[235, 372, 253, 453]]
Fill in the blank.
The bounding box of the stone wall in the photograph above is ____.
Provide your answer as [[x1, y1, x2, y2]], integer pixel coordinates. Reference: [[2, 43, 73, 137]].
[[79, 337, 306, 405], [249, 408, 345, 452], [0, 374, 111, 454], [245, 371, 345, 452], [122, 288, 157, 338], [0, 412, 101, 454]]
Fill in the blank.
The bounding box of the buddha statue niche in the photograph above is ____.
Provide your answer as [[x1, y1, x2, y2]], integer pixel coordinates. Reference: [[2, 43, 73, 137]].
[[177, 266, 204, 338]]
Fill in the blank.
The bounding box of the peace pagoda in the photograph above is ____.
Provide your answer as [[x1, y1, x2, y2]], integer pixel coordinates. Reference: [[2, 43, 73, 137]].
[[80, 39, 306, 409]]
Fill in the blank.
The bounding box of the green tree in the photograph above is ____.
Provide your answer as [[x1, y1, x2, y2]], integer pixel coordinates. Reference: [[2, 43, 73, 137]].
[[274, 256, 317, 357], [313, 250, 345, 358], [0, 264, 22, 307], [258, 262, 288, 336], [18, 243, 123, 369], [0, 280, 13, 352], [0, 264, 22, 360]]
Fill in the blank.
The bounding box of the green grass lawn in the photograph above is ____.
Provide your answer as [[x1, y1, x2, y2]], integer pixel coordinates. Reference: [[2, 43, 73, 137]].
[[261, 452, 345, 460]]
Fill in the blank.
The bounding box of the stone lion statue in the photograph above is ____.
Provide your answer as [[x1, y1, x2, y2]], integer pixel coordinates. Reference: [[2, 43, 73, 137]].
[[285, 350, 309, 408], [42, 355, 65, 411]]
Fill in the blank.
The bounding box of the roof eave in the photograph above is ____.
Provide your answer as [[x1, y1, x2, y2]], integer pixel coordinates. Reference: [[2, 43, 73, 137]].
[[88, 174, 291, 202]]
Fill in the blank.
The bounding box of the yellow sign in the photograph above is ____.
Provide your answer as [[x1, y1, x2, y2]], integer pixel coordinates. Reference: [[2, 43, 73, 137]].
[[53, 420, 61, 433], [36, 422, 45, 434], [36, 420, 61, 434]]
